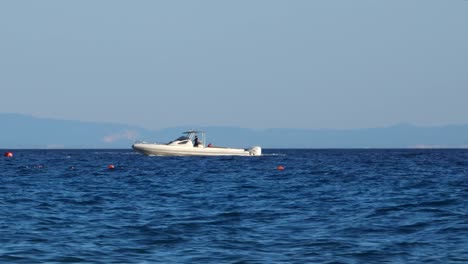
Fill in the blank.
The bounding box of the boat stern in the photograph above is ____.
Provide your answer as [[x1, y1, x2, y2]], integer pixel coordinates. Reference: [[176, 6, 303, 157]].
[[248, 146, 262, 156]]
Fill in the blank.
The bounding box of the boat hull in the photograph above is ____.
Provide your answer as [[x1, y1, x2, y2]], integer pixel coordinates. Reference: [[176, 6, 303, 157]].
[[132, 143, 261, 156]]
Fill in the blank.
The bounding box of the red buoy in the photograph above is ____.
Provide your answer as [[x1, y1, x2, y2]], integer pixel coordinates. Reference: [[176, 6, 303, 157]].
[[108, 164, 115, 170], [4, 152, 13, 158], [277, 165, 285, 170]]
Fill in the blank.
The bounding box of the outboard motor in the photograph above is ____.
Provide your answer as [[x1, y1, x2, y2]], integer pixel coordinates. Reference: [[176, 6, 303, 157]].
[[248, 146, 262, 156]]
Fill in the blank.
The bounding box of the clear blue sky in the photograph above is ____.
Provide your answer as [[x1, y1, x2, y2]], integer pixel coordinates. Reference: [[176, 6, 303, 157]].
[[1, 1, 467, 130]]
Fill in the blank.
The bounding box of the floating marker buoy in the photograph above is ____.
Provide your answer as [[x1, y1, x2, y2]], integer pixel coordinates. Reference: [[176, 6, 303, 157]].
[[108, 164, 115, 170], [277, 165, 285, 170], [4, 152, 13, 158]]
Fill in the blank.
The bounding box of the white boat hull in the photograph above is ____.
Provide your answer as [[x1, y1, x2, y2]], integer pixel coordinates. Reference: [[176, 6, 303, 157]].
[[132, 143, 261, 156]]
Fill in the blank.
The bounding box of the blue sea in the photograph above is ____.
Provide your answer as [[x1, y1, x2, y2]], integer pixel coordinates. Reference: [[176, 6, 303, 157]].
[[1, 149, 467, 263]]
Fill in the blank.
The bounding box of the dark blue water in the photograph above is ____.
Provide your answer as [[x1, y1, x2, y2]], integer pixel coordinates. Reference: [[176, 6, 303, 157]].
[[1, 149, 467, 263]]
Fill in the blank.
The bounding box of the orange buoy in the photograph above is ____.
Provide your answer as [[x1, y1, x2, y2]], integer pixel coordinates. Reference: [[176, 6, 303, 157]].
[[4, 152, 13, 158], [108, 164, 115, 170], [277, 165, 285, 170]]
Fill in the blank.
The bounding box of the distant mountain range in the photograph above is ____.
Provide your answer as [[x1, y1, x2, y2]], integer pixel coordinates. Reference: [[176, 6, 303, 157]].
[[1, 113, 468, 149]]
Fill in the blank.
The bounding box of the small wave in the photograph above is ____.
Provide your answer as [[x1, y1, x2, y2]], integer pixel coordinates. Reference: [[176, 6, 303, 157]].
[[418, 199, 458, 207], [46, 256, 88, 263], [0, 255, 32, 263], [218, 211, 243, 218], [92, 151, 136, 155], [396, 241, 431, 248], [262, 153, 287, 156], [398, 221, 431, 232]]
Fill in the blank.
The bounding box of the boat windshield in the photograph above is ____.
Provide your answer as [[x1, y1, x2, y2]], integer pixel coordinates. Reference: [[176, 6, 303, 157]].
[[166, 131, 206, 146], [166, 136, 190, 145]]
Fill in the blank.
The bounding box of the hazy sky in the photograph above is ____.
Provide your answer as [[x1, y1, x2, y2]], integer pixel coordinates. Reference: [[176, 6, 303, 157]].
[[1, 1, 467, 130]]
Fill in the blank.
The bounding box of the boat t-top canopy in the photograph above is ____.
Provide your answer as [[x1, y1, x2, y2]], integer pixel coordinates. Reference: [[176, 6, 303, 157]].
[[182, 130, 206, 147], [183, 130, 205, 134]]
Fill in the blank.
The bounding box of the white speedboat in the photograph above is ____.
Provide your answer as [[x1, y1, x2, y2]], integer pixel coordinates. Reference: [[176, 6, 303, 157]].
[[132, 130, 261, 156]]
